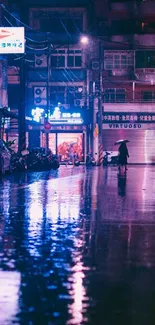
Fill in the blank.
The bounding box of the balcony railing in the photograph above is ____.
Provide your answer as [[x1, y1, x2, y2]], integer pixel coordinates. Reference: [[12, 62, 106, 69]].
[[111, 0, 155, 15], [102, 101, 155, 112], [102, 99, 155, 104]]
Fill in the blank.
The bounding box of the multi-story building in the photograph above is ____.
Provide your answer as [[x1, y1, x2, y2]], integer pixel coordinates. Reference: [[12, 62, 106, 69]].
[[91, 0, 155, 163], [6, 0, 155, 163], [5, 0, 91, 160]]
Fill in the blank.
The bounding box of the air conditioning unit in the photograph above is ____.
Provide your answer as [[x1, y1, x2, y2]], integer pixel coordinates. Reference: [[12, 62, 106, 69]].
[[92, 60, 99, 70], [34, 87, 47, 106], [35, 53, 47, 67], [74, 99, 84, 107]]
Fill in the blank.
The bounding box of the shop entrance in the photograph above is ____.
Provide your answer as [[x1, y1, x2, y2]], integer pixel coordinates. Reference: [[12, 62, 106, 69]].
[[42, 132, 85, 162]]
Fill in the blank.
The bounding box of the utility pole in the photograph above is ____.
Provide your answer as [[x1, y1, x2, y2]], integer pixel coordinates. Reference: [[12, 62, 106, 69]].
[[18, 56, 26, 152], [45, 40, 52, 152], [18, 3, 26, 153], [97, 40, 103, 165]]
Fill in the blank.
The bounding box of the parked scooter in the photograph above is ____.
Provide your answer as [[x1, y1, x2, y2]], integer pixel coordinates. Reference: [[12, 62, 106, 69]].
[[11, 153, 26, 172], [11, 149, 60, 172], [103, 151, 118, 166], [86, 153, 96, 166]]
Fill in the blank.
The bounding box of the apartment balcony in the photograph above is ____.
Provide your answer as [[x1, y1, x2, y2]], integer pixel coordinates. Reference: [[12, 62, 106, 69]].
[[111, 2, 134, 13], [103, 101, 155, 113], [136, 1, 155, 17], [94, 98, 155, 112], [106, 69, 134, 78], [111, 1, 155, 17], [110, 34, 155, 48], [135, 68, 155, 83], [134, 34, 155, 46]]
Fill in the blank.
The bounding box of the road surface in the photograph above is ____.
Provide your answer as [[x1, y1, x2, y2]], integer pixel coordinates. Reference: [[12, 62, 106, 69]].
[[0, 165, 155, 325]]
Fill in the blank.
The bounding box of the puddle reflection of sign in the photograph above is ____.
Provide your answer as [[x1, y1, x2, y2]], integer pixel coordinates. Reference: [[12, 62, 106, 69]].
[[102, 113, 155, 123]]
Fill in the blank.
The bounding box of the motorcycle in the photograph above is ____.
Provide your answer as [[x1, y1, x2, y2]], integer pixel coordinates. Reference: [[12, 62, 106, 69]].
[[103, 151, 118, 166], [11, 153, 26, 172], [27, 151, 60, 171]]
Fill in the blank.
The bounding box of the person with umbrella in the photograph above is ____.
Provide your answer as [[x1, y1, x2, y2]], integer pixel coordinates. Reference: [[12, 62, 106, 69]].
[[115, 140, 129, 171]]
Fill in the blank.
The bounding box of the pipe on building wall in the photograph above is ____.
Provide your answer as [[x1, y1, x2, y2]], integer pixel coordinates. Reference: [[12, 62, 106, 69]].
[[133, 81, 135, 101]]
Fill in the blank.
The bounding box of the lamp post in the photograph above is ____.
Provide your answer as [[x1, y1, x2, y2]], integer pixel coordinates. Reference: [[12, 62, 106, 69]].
[[18, 56, 26, 153], [45, 39, 53, 152], [80, 36, 103, 165], [97, 40, 103, 165]]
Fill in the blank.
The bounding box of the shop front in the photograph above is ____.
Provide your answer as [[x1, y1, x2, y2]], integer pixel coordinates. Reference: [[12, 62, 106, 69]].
[[41, 127, 86, 162], [102, 112, 155, 164], [27, 107, 89, 162]]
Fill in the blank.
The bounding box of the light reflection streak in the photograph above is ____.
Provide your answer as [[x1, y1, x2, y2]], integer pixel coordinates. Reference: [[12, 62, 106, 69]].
[[68, 256, 86, 325], [46, 202, 59, 223], [47, 173, 84, 323], [46, 175, 81, 222], [0, 271, 21, 324], [2, 181, 10, 217], [27, 182, 43, 256]]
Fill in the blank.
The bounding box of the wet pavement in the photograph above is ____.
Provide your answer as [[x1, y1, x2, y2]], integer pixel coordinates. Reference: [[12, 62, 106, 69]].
[[0, 165, 155, 325]]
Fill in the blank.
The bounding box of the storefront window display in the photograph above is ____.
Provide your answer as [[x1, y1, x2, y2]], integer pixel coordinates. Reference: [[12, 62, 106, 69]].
[[57, 133, 84, 162], [42, 132, 84, 161]]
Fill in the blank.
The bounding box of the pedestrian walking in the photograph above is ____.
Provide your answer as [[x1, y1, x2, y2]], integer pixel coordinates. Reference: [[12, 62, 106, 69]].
[[118, 142, 129, 171]]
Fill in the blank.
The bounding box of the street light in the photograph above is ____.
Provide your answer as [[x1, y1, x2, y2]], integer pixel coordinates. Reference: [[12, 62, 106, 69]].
[[80, 35, 103, 165], [80, 36, 89, 45]]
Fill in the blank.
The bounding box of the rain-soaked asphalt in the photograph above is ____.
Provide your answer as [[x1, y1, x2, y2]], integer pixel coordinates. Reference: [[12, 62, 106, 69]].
[[0, 165, 155, 325]]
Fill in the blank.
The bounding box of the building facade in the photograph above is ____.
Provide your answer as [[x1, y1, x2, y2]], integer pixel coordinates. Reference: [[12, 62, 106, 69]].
[[6, 0, 91, 159], [91, 0, 155, 163], [5, 0, 155, 162]]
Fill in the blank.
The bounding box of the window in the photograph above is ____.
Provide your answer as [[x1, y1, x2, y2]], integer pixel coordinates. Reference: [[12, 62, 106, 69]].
[[142, 22, 155, 34], [67, 86, 83, 105], [136, 51, 155, 68], [51, 50, 65, 67], [104, 51, 134, 70], [103, 88, 126, 103], [67, 56, 74, 67], [104, 89, 115, 103], [33, 10, 83, 33], [50, 87, 65, 105], [51, 49, 82, 68], [142, 91, 155, 102], [50, 86, 84, 105], [111, 20, 141, 34], [40, 18, 83, 33]]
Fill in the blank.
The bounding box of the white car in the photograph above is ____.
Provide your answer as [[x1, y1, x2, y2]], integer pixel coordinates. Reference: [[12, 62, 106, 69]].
[[0, 140, 12, 175]]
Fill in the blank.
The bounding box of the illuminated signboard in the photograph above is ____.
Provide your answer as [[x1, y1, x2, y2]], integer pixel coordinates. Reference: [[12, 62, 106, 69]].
[[49, 107, 84, 124], [30, 107, 88, 125], [101, 112, 155, 123], [0, 27, 25, 54], [31, 107, 44, 122]]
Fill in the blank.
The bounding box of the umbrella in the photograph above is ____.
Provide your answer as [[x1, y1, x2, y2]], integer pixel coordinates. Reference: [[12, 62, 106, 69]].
[[114, 139, 129, 145]]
